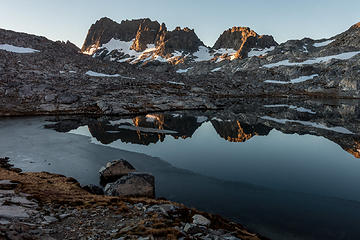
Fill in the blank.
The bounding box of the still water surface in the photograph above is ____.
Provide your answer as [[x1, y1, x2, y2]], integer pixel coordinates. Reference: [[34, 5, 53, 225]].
[[1, 102, 360, 240]]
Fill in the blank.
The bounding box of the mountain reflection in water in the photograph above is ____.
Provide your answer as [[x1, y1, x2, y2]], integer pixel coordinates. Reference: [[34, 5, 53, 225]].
[[41, 99, 360, 240], [53, 110, 360, 159]]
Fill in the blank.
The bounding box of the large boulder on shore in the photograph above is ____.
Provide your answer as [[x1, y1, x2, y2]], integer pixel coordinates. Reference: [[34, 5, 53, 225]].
[[99, 160, 136, 184], [104, 173, 155, 198]]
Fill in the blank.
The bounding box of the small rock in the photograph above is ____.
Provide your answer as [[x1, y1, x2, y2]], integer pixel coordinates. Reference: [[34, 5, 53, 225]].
[[57, 94, 79, 104], [192, 214, 211, 226], [183, 223, 205, 234], [59, 213, 71, 219], [44, 216, 58, 223], [0, 219, 10, 225]]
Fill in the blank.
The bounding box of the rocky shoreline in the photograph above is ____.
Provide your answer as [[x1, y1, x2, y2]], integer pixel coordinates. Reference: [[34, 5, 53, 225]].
[[0, 157, 266, 240]]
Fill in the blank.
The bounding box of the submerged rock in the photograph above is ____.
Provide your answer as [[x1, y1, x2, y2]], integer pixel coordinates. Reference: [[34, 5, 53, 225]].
[[104, 172, 155, 198]]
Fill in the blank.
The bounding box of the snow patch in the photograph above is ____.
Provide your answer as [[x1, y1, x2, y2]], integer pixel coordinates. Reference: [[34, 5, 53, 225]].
[[263, 52, 360, 68], [211, 67, 222, 72], [167, 81, 185, 86], [264, 74, 319, 84], [290, 74, 319, 83], [0, 44, 39, 53], [248, 46, 275, 57], [85, 71, 135, 79], [193, 46, 213, 62], [313, 39, 335, 48], [176, 67, 193, 73]]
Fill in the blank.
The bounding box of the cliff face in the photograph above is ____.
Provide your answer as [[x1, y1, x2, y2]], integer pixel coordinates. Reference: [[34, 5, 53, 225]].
[[156, 27, 205, 56], [213, 27, 278, 58], [130, 20, 162, 51], [81, 18, 204, 57], [81, 17, 161, 53]]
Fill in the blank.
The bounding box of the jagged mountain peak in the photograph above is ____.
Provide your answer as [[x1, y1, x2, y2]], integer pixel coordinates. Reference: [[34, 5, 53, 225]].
[[213, 26, 278, 58], [81, 17, 205, 64], [81, 17, 161, 54]]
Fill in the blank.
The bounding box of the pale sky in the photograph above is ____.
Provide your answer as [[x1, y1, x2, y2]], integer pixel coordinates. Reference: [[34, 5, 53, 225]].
[[1, 0, 359, 48]]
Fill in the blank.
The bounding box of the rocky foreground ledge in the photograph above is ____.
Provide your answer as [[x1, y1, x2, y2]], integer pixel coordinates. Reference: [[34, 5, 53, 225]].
[[0, 158, 265, 240]]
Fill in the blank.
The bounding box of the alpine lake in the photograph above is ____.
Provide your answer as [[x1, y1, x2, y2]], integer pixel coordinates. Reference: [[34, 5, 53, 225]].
[[1, 98, 360, 240]]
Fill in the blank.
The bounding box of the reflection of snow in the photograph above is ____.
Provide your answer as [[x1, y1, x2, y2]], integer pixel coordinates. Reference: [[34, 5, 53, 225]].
[[196, 116, 208, 123], [109, 119, 134, 125], [264, 104, 316, 114], [114, 125, 178, 134], [261, 116, 354, 134]]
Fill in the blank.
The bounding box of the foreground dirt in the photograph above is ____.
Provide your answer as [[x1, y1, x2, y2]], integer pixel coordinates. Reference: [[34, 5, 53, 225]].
[[0, 158, 266, 240]]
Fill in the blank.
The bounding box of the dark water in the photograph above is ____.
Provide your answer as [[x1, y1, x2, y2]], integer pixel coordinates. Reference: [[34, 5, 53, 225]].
[[1, 99, 360, 240]]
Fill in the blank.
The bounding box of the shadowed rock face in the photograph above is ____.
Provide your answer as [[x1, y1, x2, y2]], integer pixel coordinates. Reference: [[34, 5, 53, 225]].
[[81, 17, 204, 56], [81, 17, 160, 53], [131, 20, 162, 51], [156, 27, 205, 56], [213, 27, 278, 58]]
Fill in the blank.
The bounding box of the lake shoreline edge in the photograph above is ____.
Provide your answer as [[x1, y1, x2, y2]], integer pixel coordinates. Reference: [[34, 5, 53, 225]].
[[0, 157, 267, 240]]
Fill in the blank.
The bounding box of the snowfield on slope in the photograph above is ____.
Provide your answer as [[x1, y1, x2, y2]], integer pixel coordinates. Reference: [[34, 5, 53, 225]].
[[0, 44, 39, 53], [85, 71, 135, 79], [264, 74, 319, 84], [263, 52, 360, 68]]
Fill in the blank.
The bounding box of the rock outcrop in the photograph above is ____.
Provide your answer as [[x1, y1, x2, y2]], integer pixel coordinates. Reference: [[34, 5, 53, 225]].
[[131, 20, 162, 51], [104, 172, 155, 198], [156, 27, 205, 56], [99, 160, 136, 184], [213, 26, 278, 58]]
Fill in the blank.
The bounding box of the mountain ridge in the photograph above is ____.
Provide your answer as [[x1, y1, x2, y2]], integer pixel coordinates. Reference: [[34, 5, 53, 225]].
[[81, 17, 278, 63], [1, 20, 360, 117]]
